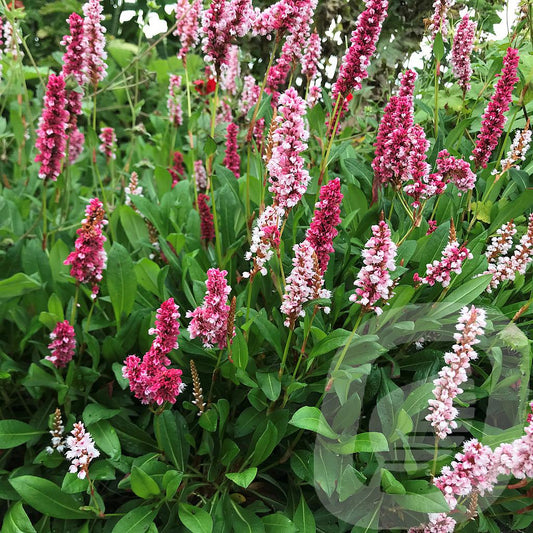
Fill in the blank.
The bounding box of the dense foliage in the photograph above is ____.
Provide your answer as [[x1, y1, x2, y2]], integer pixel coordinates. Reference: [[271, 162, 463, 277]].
[[1, 0, 533, 532]]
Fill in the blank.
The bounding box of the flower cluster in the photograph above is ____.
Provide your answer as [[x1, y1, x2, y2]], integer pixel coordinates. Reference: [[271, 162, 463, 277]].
[[167, 75, 183, 127], [64, 198, 108, 299], [451, 14, 476, 93], [483, 214, 533, 292], [35, 74, 69, 182], [65, 422, 100, 479], [239, 75, 261, 117], [220, 45, 240, 95], [305, 178, 343, 273], [494, 124, 531, 179], [169, 151, 185, 187], [82, 0, 108, 87], [409, 513, 456, 533], [125, 171, 143, 208], [426, 305, 486, 439], [123, 299, 184, 405], [187, 269, 234, 349], [434, 438, 497, 509], [493, 401, 533, 479], [46, 320, 76, 368], [436, 150, 476, 195], [414, 223, 472, 287], [174, 0, 202, 61], [484, 220, 516, 263], [243, 205, 284, 279], [194, 159, 207, 191], [46, 408, 66, 455], [197, 193, 215, 242], [98, 127, 116, 161], [267, 87, 310, 209], [350, 219, 397, 315], [471, 47, 520, 169], [281, 241, 331, 328], [427, 0, 455, 40], [201, 0, 254, 74], [331, 0, 388, 122], [301, 31, 321, 80], [371, 70, 416, 201], [223, 122, 240, 177]]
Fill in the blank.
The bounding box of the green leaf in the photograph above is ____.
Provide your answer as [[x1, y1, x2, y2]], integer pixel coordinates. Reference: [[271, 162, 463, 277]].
[[256, 372, 281, 401], [251, 421, 279, 466], [107, 242, 137, 324], [203, 136, 217, 156], [262, 513, 297, 532], [289, 407, 338, 439], [0, 420, 44, 449], [225, 467, 257, 489], [0, 273, 40, 300], [394, 485, 449, 513], [293, 496, 316, 533], [1, 501, 36, 533], [107, 39, 139, 68], [82, 404, 120, 425], [429, 274, 492, 321], [198, 409, 218, 432], [130, 466, 161, 499], [381, 468, 406, 494], [178, 503, 213, 533], [309, 329, 351, 358], [328, 432, 389, 454], [111, 505, 158, 533], [232, 329, 249, 370], [87, 420, 121, 460], [9, 476, 90, 519], [433, 33, 444, 61], [154, 410, 189, 471]]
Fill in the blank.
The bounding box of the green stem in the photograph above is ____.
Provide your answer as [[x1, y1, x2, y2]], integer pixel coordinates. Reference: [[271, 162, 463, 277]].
[[70, 284, 80, 325], [184, 63, 192, 118], [331, 310, 364, 376], [431, 435, 440, 478], [42, 186, 47, 250], [208, 350, 224, 405], [278, 329, 294, 378], [434, 61, 439, 138], [245, 277, 254, 326], [292, 306, 318, 380]]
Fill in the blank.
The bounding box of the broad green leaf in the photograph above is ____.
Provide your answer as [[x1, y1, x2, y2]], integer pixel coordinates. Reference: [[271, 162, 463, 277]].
[[82, 404, 120, 425], [230, 500, 265, 533], [429, 275, 492, 321], [198, 409, 218, 432], [232, 329, 249, 369], [250, 421, 279, 466], [309, 329, 352, 358], [111, 505, 158, 533], [107, 242, 137, 324], [293, 496, 316, 533], [381, 468, 406, 494], [0, 420, 44, 449], [328, 432, 389, 454], [131, 466, 161, 499], [289, 407, 338, 439], [394, 486, 449, 513], [433, 33, 444, 61], [262, 513, 297, 532], [1, 501, 36, 533], [225, 467, 257, 489], [256, 372, 281, 401], [9, 476, 90, 519], [0, 274, 40, 300], [87, 420, 121, 460], [178, 503, 213, 533], [154, 410, 190, 471]]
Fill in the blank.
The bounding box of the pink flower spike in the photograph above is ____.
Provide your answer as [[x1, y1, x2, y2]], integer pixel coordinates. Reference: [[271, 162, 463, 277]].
[[98, 127, 116, 161], [301, 31, 321, 80], [187, 268, 233, 349], [306, 178, 343, 274], [61, 13, 86, 87], [436, 149, 476, 195], [451, 14, 476, 93], [471, 48, 520, 169], [46, 320, 76, 368], [331, 0, 388, 122], [350, 219, 397, 315], [220, 45, 240, 95], [426, 306, 486, 439], [35, 74, 69, 182], [149, 298, 181, 355], [64, 198, 108, 299], [194, 160, 207, 191], [267, 87, 310, 209], [197, 193, 215, 242], [428, 0, 455, 40], [174, 0, 202, 61], [281, 240, 331, 328], [223, 122, 240, 177], [68, 127, 85, 164], [65, 422, 100, 479], [415, 223, 471, 288], [82, 0, 108, 87], [168, 75, 183, 127]]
